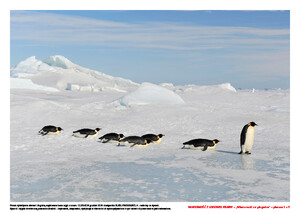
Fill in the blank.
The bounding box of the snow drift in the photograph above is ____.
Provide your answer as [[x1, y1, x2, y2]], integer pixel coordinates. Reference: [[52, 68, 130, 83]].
[[177, 83, 237, 93], [116, 82, 185, 106], [10, 78, 59, 92], [10, 55, 138, 92]]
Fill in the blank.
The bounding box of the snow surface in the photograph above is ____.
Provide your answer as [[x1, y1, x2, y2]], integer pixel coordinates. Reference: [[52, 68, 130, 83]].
[[10, 56, 290, 202]]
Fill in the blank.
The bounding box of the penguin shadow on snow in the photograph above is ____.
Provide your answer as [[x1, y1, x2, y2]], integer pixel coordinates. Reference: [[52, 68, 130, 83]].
[[215, 150, 240, 155]]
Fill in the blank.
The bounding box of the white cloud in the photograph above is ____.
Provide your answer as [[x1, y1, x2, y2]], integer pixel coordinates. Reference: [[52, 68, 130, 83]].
[[11, 11, 289, 51]]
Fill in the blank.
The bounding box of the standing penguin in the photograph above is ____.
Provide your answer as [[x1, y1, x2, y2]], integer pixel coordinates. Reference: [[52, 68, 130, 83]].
[[141, 134, 164, 144], [73, 128, 101, 138], [99, 133, 124, 143], [39, 125, 63, 135], [239, 122, 257, 154]]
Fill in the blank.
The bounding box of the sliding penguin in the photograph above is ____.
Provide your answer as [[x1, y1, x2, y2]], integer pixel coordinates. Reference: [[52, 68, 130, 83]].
[[182, 139, 220, 151], [239, 122, 257, 154], [118, 136, 153, 147], [141, 134, 164, 144], [73, 128, 101, 138], [99, 133, 124, 143], [39, 125, 63, 136]]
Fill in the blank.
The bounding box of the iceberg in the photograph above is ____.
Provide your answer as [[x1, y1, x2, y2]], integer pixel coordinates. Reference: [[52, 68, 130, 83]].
[[117, 82, 185, 106]]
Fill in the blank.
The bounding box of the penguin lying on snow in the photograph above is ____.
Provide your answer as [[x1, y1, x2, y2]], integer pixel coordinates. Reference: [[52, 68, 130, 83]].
[[141, 134, 164, 144], [39, 125, 63, 135], [118, 136, 153, 147], [73, 128, 101, 138], [239, 122, 257, 154], [99, 133, 124, 143], [182, 139, 220, 151]]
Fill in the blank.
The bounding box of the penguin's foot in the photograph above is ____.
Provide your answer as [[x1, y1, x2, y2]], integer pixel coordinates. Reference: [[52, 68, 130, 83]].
[[245, 151, 251, 155], [238, 151, 243, 154]]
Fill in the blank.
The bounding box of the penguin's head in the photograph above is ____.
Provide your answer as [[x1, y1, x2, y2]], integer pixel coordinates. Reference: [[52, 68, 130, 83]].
[[213, 139, 220, 144], [145, 139, 153, 144], [57, 127, 63, 131], [119, 134, 125, 139], [158, 134, 165, 138], [249, 122, 257, 127], [95, 128, 101, 132]]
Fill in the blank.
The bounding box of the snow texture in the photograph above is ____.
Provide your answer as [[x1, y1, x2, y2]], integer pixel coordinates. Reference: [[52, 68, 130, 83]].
[[10, 56, 290, 202]]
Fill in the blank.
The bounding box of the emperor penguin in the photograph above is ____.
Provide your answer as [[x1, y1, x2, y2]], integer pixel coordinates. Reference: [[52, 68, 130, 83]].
[[141, 134, 165, 144], [239, 122, 257, 154], [118, 136, 153, 147], [182, 139, 220, 151], [99, 133, 125, 143], [39, 125, 63, 135], [73, 128, 101, 138]]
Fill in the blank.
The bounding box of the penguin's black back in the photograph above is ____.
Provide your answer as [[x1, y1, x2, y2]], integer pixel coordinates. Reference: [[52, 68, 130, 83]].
[[183, 139, 215, 147], [123, 136, 145, 144], [42, 125, 57, 132], [99, 133, 119, 140], [240, 124, 250, 146], [141, 134, 159, 141], [73, 128, 95, 134]]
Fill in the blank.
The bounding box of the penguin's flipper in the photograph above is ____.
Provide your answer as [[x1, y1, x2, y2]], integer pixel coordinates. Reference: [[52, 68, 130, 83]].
[[84, 132, 91, 138], [41, 131, 48, 136], [102, 139, 110, 143], [202, 145, 208, 151], [130, 144, 136, 148]]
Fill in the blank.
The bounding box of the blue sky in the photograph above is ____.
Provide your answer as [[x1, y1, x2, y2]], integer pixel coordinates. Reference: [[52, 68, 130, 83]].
[[10, 10, 290, 89]]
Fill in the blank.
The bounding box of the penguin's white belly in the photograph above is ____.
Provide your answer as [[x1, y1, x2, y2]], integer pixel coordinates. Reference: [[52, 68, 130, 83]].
[[105, 139, 119, 143], [132, 144, 149, 148], [185, 145, 215, 150], [45, 131, 60, 135], [243, 127, 255, 152], [73, 132, 98, 138], [119, 141, 131, 146]]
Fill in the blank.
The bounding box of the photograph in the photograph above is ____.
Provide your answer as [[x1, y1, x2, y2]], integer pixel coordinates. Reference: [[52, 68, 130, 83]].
[[8, 7, 293, 211]]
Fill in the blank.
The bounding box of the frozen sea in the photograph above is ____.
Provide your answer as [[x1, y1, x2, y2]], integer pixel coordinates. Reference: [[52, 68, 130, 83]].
[[10, 86, 290, 202]]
